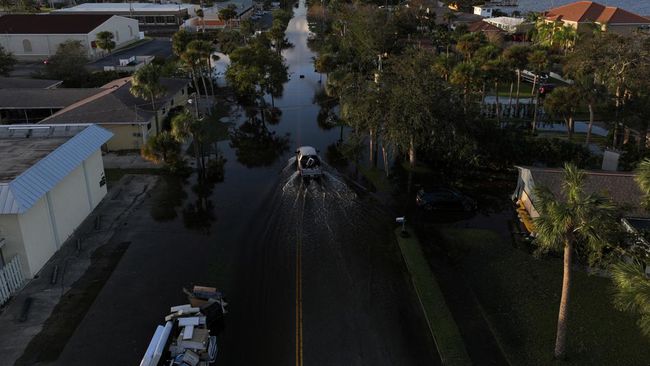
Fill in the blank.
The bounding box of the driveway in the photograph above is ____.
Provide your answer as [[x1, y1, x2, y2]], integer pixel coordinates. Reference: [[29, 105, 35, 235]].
[[87, 38, 173, 70]]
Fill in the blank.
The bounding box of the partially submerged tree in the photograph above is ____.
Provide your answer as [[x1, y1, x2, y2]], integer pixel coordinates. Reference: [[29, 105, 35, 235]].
[[534, 163, 617, 359]]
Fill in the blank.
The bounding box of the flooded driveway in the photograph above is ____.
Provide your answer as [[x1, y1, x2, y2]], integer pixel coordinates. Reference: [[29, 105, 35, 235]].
[[48, 1, 437, 365]]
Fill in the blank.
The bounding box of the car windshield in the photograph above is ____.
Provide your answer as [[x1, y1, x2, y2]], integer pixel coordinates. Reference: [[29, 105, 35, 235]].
[[300, 155, 320, 168]]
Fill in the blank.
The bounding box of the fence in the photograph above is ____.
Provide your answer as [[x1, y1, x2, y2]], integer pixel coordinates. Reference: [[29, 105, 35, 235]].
[[0, 255, 25, 306]]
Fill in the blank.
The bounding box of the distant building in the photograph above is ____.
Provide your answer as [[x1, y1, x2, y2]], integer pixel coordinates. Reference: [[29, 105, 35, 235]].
[[0, 14, 140, 61], [484, 16, 530, 33], [41, 77, 191, 151], [54, 3, 199, 27], [544, 1, 650, 35], [467, 20, 505, 35], [0, 124, 112, 285]]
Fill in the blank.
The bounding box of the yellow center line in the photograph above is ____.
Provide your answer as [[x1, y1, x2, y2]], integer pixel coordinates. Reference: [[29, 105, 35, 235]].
[[296, 231, 303, 366]]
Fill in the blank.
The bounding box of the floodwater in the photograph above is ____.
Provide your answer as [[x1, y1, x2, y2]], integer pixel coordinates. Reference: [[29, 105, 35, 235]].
[[514, 0, 650, 14], [208, 0, 438, 365]]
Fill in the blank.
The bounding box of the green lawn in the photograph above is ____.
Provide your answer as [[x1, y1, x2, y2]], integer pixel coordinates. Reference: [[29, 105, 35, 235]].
[[439, 228, 650, 366], [395, 228, 472, 366], [359, 166, 391, 193]]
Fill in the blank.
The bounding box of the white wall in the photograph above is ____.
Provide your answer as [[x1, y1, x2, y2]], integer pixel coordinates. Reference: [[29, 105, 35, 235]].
[[0, 15, 140, 61], [0, 34, 88, 61], [17, 196, 58, 277], [0, 215, 28, 273], [2, 148, 109, 277], [89, 15, 140, 55]]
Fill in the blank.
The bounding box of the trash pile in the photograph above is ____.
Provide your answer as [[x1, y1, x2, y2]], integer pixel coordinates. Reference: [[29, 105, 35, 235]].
[[140, 286, 228, 366]]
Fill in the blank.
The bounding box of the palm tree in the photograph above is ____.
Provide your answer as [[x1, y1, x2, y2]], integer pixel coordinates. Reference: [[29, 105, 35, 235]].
[[534, 163, 617, 359], [130, 64, 166, 134], [503, 45, 530, 117], [95, 31, 116, 57], [543, 86, 582, 140], [187, 40, 216, 99], [635, 158, 650, 208], [141, 131, 180, 164], [171, 109, 205, 180], [611, 261, 650, 337], [196, 8, 206, 33], [527, 49, 549, 131]]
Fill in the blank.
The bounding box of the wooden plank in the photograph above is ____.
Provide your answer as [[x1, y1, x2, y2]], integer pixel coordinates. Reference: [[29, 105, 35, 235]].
[[178, 317, 200, 327], [183, 325, 194, 340]]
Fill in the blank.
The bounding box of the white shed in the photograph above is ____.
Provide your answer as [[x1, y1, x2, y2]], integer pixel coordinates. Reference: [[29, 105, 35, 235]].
[[0, 124, 113, 281]]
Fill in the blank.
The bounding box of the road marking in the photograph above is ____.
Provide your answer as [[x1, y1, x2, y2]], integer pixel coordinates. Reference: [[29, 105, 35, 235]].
[[296, 190, 305, 366]]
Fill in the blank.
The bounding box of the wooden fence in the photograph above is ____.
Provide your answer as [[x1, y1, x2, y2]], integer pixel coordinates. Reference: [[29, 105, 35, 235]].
[[0, 255, 25, 306]]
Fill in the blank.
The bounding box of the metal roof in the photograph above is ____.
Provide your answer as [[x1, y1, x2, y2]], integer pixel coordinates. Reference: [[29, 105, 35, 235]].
[[0, 124, 113, 214]]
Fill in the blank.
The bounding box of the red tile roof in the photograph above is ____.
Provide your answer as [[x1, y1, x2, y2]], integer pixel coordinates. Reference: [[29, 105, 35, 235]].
[[0, 14, 114, 34], [545, 1, 650, 25]]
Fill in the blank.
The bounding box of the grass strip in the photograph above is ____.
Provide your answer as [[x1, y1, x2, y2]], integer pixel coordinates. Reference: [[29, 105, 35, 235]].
[[395, 227, 472, 366]]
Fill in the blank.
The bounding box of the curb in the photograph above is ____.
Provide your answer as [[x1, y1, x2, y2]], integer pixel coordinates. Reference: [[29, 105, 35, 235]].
[[395, 227, 472, 366]]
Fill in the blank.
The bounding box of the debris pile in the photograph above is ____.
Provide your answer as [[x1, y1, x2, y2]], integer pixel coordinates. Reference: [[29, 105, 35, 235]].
[[140, 286, 227, 366]]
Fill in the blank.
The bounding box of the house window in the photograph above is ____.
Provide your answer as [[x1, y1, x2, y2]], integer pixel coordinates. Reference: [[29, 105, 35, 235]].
[[171, 98, 174, 106], [155, 16, 165, 24], [22, 39, 32, 53], [166, 16, 176, 24], [147, 122, 152, 130], [128, 25, 133, 37], [162, 107, 166, 114], [145, 16, 155, 24], [115, 31, 120, 42], [132, 132, 142, 137], [181, 88, 185, 95]]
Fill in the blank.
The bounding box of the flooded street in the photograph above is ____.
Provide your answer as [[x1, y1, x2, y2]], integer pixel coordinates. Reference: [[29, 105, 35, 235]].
[[47, 1, 436, 365]]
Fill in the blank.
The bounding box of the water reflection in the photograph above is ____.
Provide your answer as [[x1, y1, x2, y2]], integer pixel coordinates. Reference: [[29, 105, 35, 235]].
[[229, 117, 290, 167]]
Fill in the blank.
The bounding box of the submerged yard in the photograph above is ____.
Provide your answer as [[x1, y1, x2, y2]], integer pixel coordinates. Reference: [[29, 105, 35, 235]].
[[436, 227, 649, 366]]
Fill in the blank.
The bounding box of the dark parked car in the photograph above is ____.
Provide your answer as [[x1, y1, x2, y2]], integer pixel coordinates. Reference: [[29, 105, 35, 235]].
[[415, 188, 477, 212]]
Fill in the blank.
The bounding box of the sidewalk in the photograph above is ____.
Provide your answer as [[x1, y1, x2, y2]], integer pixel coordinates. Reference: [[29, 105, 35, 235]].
[[395, 227, 472, 366], [0, 175, 158, 366]]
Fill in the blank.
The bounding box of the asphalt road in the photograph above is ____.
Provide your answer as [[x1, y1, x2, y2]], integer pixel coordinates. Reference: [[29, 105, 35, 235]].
[[87, 38, 173, 70]]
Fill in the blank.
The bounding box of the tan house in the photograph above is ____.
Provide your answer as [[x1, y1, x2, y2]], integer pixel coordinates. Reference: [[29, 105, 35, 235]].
[[41, 77, 191, 151], [544, 1, 650, 35]]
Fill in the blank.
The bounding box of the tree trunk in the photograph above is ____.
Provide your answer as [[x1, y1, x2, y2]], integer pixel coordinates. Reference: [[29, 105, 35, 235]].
[[531, 92, 538, 132], [586, 103, 594, 146], [495, 80, 501, 126], [206, 59, 215, 98], [150, 93, 159, 133], [369, 128, 376, 167], [554, 239, 573, 359], [507, 80, 514, 118], [381, 144, 389, 177], [515, 70, 521, 118], [408, 136, 416, 169], [567, 116, 574, 140], [531, 74, 537, 95]]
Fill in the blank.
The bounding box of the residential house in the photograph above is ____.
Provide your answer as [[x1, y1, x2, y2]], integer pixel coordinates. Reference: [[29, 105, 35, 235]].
[[484, 16, 531, 33], [0, 14, 140, 61], [0, 88, 103, 124], [466, 20, 506, 35], [41, 77, 191, 151], [0, 77, 62, 89], [0, 124, 112, 304], [513, 166, 647, 232], [544, 1, 650, 35]]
